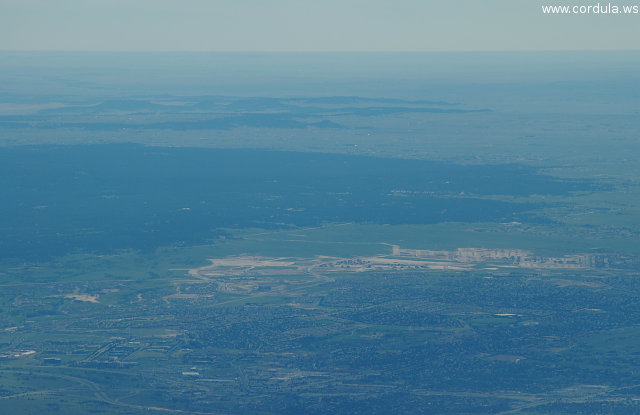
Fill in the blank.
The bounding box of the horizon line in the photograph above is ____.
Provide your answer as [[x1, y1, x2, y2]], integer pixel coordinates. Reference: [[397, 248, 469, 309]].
[[2, 49, 640, 54]]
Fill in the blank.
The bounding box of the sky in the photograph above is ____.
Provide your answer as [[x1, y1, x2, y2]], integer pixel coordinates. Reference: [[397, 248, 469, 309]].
[[0, 0, 639, 52]]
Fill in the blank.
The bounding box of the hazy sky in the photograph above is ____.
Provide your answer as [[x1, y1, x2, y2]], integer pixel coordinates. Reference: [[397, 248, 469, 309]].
[[1, 0, 639, 51]]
